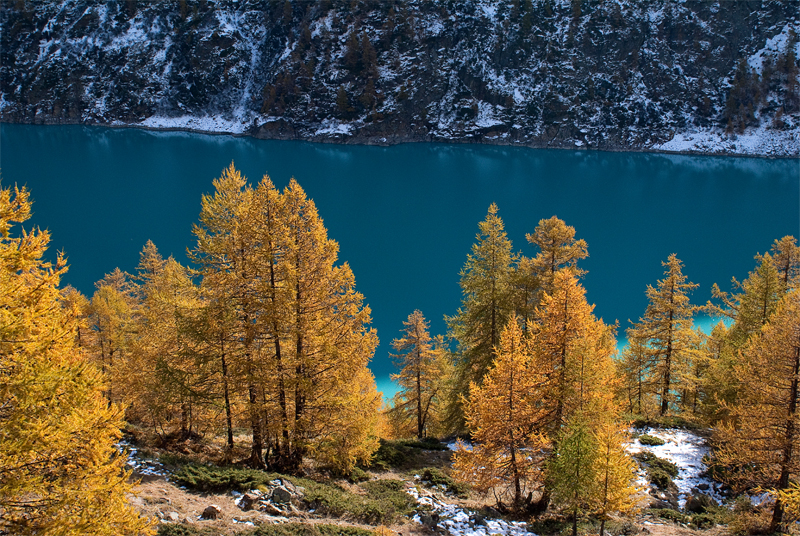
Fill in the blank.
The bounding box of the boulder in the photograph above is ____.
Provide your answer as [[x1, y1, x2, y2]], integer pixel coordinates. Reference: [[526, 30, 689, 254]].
[[649, 489, 680, 510], [697, 483, 710, 491], [271, 486, 293, 504], [262, 502, 287, 516], [649, 499, 677, 510], [240, 493, 261, 511], [201, 504, 222, 520], [685, 493, 717, 514], [419, 512, 439, 529]]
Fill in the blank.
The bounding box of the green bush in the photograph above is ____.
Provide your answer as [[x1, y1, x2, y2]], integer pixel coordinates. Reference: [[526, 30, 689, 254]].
[[648, 469, 673, 490], [304, 478, 416, 524], [402, 437, 448, 451], [638, 434, 666, 446], [633, 451, 679, 490], [245, 524, 376, 536], [349, 466, 370, 483], [648, 508, 689, 523], [691, 513, 716, 529], [371, 439, 412, 470], [172, 463, 278, 492], [633, 451, 679, 477], [157, 525, 220, 536], [420, 467, 469, 498]]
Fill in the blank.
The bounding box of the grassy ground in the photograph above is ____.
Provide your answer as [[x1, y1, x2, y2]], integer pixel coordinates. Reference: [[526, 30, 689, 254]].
[[127, 429, 779, 536]]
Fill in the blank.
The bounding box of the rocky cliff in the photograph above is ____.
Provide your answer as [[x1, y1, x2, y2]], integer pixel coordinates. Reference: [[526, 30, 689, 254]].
[[2, 0, 799, 156]]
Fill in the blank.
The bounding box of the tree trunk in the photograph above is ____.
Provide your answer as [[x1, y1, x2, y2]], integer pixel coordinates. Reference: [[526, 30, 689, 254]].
[[771, 341, 800, 532], [220, 337, 234, 452], [661, 307, 674, 416]]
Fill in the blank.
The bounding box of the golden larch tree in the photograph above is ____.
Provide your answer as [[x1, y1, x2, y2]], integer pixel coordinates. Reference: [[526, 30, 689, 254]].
[[445, 203, 515, 431], [715, 289, 800, 532], [453, 317, 547, 512], [0, 184, 152, 535], [388, 310, 451, 439], [627, 254, 697, 416]]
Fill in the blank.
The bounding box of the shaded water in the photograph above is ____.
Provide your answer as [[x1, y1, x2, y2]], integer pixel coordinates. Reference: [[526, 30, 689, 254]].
[[1, 124, 797, 399]]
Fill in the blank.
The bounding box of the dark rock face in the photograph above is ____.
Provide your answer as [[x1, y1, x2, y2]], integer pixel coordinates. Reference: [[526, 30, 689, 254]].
[[1, 0, 798, 154]]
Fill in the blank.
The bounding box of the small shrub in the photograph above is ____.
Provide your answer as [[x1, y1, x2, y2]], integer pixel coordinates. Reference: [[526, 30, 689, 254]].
[[157, 525, 220, 536], [633, 451, 679, 490], [649, 469, 673, 490], [371, 438, 449, 470], [244, 524, 376, 536], [633, 451, 679, 477], [403, 437, 448, 451], [648, 508, 689, 523], [349, 466, 370, 483], [172, 463, 275, 492], [420, 467, 469, 498], [303, 478, 415, 524], [638, 434, 666, 446], [691, 513, 716, 529], [371, 439, 413, 470], [158, 452, 195, 468]]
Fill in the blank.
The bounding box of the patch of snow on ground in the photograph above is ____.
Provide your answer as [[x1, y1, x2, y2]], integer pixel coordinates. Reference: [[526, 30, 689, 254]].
[[627, 428, 725, 508], [139, 115, 250, 134], [407, 484, 539, 536], [748, 23, 800, 75], [653, 124, 799, 157], [313, 119, 354, 136], [118, 440, 169, 478]]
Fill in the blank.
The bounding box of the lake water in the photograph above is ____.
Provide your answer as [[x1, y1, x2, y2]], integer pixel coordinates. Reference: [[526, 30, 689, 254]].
[[1, 124, 798, 399]]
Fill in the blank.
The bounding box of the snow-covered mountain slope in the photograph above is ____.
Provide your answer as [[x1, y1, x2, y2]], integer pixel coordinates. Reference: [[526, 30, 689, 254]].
[[2, 0, 798, 156]]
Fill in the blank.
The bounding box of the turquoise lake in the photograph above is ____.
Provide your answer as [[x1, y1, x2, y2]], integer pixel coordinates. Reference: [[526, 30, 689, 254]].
[[1, 124, 798, 399]]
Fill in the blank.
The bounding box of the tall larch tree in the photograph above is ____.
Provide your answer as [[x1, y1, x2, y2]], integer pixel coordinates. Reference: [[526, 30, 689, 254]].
[[389, 310, 450, 439], [592, 420, 641, 536], [548, 412, 599, 536], [446, 203, 515, 431], [708, 252, 783, 348], [453, 317, 548, 512], [704, 250, 785, 417], [617, 334, 656, 416], [278, 179, 380, 474], [0, 184, 152, 535], [532, 270, 608, 434], [628, 254, 697, 416], [130, 244, 209, 439], [715, 289, 800, 532], [87, 267, 138, 405], [190, 164, 268, 468]]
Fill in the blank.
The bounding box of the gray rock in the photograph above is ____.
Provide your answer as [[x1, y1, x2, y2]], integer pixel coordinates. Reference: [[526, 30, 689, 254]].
[[419, 512, 439, 529], [271, 486, 293, 504], [166, 512, 180, 522], [201, 504, 222, 520], [240, 493, 261, 511], [262, 502, 287, 516], [649, 499, 677, 510]]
